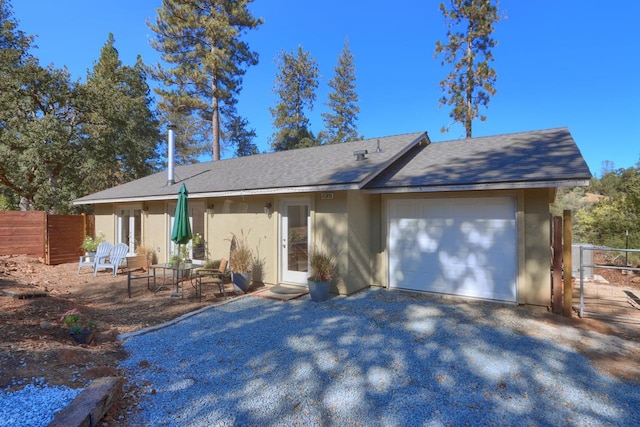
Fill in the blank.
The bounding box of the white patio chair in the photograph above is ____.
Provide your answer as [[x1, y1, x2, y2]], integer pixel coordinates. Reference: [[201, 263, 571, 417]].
[[94, 243, 129, 276], [78, 242, 112, 274]]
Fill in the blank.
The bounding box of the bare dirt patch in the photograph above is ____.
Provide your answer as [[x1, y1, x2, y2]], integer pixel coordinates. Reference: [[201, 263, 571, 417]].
[[0, 254, 241, 424]]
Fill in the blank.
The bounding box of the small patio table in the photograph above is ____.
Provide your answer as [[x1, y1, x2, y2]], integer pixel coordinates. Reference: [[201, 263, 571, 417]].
[[150, 263, 199, 297]]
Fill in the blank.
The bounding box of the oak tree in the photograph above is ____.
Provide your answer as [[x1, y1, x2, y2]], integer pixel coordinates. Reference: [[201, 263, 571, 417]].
[[0, 0, 82, 212]]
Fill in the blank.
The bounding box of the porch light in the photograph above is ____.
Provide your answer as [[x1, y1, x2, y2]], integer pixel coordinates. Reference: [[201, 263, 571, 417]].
[[264, 202, 272, 216]]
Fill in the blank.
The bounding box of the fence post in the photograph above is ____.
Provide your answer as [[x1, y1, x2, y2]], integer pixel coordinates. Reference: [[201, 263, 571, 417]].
[[81, 213, 87, 240], [562, 210, 573, 317], [552, 216, 563, 314]]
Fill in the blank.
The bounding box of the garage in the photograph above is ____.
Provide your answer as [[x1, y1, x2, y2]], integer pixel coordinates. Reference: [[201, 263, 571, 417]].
[[388, 197, 517, 302]]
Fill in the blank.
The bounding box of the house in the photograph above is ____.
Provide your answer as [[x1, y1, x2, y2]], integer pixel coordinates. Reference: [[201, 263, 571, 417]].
[[74, 127, 591, 306]]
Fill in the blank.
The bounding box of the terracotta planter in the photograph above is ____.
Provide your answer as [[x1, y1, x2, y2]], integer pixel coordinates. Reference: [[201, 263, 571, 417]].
[[308, 279, 330, 302], [232, 272, 251, 292]]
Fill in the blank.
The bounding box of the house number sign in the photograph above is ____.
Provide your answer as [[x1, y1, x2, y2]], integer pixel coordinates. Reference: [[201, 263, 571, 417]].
[[321, 193, 334, 200]]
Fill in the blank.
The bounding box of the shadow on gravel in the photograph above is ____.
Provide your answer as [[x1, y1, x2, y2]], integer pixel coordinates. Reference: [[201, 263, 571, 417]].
[[119, 289, 640, 426]]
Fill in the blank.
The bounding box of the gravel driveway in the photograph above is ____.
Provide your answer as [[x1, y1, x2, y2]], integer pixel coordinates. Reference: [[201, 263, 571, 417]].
[[118, 289, 640, 426]]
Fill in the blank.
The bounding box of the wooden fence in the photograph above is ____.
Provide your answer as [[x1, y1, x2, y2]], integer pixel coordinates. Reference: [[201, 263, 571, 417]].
[[0, 211, 94, 265]]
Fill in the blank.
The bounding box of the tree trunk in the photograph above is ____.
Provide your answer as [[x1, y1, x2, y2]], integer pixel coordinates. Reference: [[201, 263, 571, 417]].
[[212, 74, 220, 161]]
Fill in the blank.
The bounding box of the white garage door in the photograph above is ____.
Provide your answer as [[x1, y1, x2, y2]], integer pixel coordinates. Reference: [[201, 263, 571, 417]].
[[388, 197, 517, 302]]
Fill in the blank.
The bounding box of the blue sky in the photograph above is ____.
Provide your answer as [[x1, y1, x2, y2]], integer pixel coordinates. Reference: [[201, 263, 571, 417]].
[[12, 0, 640, 176]]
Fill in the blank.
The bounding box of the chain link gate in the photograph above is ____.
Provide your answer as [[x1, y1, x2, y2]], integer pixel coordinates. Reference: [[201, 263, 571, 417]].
[[577, 245, 640, 323]]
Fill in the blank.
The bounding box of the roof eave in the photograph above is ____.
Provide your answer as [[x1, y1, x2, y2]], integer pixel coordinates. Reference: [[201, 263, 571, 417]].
[[362, 179, 592, 194], [73, 183, 361, 205]]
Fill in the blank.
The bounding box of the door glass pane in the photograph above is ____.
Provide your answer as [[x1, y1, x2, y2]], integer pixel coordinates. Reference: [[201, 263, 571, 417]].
[[190, 203, 205, 261], [119, 210, 130, 245], [133, 209, 141, 252], [287, 205, 308, 272]]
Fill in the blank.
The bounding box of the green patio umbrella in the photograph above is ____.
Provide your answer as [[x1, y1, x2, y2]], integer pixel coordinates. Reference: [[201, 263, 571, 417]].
[[171, 183, 192, 246]]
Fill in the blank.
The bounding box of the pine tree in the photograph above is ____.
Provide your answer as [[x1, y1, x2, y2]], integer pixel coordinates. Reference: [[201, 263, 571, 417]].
[[148, 0, 262, 160], [160, 109, 209, 165], [320, 38, 361, 144], [270, 46, 319, 151], [434, 0, 501, 138], [227, 115, 257, 157], [81, 34, 161, 193]]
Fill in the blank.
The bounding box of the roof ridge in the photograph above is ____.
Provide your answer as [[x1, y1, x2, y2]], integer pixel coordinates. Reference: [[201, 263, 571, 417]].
[[184, 131, 428, 166], [434, 127, 569, 144]]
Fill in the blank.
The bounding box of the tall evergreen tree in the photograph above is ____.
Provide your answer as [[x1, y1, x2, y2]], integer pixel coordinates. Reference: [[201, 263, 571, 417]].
[[270, 45, 319, 151], [148, 0, 262, 160], [81, 34, 161, 193], [434, 0, 501, 138], [228, 115, 257, 157], [320, 38, 361, 144]]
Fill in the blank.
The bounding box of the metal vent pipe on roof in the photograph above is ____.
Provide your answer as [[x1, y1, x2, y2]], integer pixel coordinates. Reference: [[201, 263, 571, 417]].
[[167, 124, 176, 186]]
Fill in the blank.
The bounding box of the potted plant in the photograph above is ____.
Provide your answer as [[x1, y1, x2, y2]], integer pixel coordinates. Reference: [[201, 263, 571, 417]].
[[61, 309, 97, 345], [81, 232, 105, 256], [170, 254, 181, 268], [228, 230, 253, 292], [308, 245, 337, 302]]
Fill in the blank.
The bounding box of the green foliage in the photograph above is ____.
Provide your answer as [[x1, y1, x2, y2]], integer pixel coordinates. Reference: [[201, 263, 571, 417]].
[[270, 46, 319, 151], [227, 115, 258, 157], [0, 190, 16, 210], [0, 23, 82, 213], [148, 0, 262, 160], [80, 34, 161, 194], [159, 110, 209, 165], [550, 187, 589, 217], [82, 233, 105, 252], [569, 164, 640, 249], [1, 7, 162, 213], [434, 0, 501, 138], [320, 38, 362, 144]]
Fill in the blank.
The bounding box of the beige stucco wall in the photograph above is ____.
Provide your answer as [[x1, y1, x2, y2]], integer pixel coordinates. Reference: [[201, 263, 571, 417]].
[[311, 191, 347, 293], [206, 195, 277, 285], [344, 190, 374, 294], [89, 186, 553, 305], [522, 188, 553, 306], [94, 204, 115, 244]]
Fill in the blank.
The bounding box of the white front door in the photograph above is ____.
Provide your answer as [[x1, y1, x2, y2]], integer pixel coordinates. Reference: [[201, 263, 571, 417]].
[[117, 207, 141, 255], [280, 199, 310, 285]]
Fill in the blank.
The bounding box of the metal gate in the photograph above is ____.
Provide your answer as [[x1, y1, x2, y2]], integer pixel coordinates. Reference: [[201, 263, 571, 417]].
[[577, 245, 640, 323]]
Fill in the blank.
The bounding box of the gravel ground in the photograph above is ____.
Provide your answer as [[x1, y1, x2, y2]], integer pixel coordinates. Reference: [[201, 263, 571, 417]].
[[1, 379, 82, 426], [4, 289, 640, 426], [117, 289, 639, 426]]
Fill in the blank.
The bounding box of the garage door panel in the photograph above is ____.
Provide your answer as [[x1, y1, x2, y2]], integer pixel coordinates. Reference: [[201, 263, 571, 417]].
[[389, 197, 517, 302]]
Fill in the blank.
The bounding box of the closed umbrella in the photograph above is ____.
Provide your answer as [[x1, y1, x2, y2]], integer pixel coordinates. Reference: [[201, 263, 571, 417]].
[[171, 183, 192, 246]]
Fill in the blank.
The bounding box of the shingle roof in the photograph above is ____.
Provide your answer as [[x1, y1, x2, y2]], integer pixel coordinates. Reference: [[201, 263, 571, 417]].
[[74, 132, 427, 204], [365, 127, 592, 192], [74, 127, 591, 205]]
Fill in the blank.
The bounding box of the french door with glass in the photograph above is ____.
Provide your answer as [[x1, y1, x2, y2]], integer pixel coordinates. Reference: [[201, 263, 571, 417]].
[[280, 199, 310, 285]]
